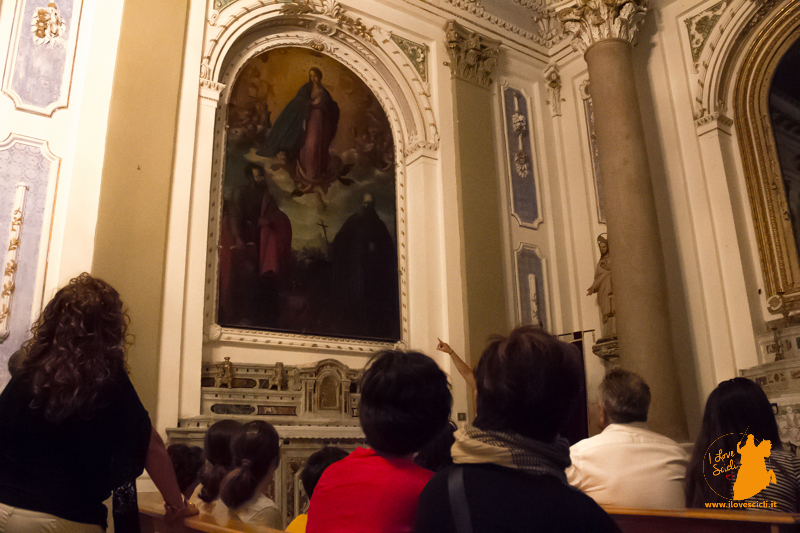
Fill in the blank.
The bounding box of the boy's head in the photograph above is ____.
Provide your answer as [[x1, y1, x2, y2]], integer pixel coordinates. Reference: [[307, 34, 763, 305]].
[[301, 446, 349, 498], [358, 350, 452, 456], [167, 444, 204, 495]]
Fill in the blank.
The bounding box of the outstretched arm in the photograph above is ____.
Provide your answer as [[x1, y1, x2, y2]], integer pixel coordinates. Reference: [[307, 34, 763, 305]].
[[437, 338, 476, 393], [145, 425, 198, 520]]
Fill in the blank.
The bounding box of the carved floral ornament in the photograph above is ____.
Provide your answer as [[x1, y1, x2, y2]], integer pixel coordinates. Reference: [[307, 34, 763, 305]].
[[556, 0, 649, 54], [444, 21, 500, 88], [280, 0, 377, 45]]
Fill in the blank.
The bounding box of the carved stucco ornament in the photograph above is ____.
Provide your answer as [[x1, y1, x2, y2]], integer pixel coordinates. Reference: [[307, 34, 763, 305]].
[[556, 0, 649, 55], [281, 0, 377, 45], [444, 21, 500, 88]]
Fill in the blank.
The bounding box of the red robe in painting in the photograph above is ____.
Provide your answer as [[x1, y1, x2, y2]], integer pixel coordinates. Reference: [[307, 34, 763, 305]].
[[259, 194, 292, 276]]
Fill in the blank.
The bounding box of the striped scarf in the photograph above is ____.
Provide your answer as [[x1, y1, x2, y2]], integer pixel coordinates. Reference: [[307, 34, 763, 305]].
[[450, 426, 572, 483]]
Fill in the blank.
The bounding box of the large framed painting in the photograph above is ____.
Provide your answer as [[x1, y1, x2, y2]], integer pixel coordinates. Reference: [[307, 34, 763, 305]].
[[213, 47, 400, 343]]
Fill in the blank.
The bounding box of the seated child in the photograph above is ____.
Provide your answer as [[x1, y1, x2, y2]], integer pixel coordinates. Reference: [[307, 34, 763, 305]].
[[219, 420, 282, 529], [306, 350, 452, 533], [167, 444, 204, 500], [285, 446, 349, 533], [191, 419, 242, 521]]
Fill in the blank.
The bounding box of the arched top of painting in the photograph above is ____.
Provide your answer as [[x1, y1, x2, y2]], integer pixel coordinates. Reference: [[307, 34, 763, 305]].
[[222, 46, 397, 202], [204, 6, 437, 158]]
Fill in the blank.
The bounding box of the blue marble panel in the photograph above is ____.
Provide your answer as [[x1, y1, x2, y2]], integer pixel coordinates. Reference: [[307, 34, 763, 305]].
[[0, 141, 53, 390], [8, 0, 75, 110], [503, 86, 539, 227], [515, 245, 547, 331]]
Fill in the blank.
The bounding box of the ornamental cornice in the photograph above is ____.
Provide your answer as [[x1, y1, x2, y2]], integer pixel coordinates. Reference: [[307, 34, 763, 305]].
[[444, 20, 501, 88], [445, 0, 567, 48], [556, 0, 649, 55]]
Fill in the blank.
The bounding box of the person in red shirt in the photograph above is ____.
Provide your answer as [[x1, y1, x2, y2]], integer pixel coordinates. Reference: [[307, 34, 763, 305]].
[[306, 350, 452, 533]]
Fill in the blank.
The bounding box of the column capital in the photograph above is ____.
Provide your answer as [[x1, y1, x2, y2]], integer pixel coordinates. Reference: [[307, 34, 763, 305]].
[[444, 21, 500, 88], [556, 0, 648, 55]]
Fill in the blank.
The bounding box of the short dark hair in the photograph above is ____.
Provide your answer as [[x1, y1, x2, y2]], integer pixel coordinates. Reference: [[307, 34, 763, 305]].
[[167, 444, 204, 494], [599, 369, 650, 424], [359, 350, 452, 456], [301, 446, 348, 498], [414, 420, 457, 472], [473, 326, 582, 442]]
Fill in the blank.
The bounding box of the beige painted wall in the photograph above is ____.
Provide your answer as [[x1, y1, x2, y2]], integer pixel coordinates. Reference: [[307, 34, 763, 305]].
[[92, 0, 190, 416], [452, 76, 510, 376]]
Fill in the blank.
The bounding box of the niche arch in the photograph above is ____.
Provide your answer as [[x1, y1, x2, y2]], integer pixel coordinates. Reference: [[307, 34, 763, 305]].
[[197, 2, 440, 350], [731, 1, 800, 314]]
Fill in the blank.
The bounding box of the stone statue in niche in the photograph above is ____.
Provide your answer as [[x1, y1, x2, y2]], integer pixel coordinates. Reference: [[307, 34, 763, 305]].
[[216, 356, 235, 388], [587, 234, 615, 339], [318, 374, 339, 410]]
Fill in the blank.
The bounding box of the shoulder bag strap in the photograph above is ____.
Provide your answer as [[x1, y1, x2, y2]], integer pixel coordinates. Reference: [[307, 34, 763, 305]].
[[447, 465, 473, 533]]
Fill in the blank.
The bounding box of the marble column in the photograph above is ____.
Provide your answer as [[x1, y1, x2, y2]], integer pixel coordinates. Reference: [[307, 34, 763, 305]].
[[558, 1, 688, 439]]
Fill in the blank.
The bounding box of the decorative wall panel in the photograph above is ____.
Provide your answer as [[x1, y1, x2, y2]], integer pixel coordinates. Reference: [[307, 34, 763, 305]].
[[581, 80, 605, 224], [0, 136, 59, 390], [390, 35, 428, 83], [502, 84, 542, 228], [514, 243, 549, 330], [2, 0, 84, 115]]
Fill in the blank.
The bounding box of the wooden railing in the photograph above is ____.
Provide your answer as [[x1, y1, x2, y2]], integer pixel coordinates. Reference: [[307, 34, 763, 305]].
[[604, 506, 800, 533], [138, 492, 285, 533]]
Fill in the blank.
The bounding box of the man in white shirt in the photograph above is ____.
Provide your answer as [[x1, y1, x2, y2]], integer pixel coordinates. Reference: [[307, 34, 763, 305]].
[[566, 369, 688, 509]]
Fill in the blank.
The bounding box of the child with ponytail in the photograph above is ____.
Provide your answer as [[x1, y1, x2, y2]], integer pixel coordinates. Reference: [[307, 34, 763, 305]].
[[219, 420, 282, 529], [191, 419, 242, 520]]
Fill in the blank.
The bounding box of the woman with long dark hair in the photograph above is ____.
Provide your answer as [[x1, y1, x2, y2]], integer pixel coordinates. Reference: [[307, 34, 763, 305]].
[[0, 273, 195, 531], [218, 421, 282, 528], [685, 377, 800, 511]]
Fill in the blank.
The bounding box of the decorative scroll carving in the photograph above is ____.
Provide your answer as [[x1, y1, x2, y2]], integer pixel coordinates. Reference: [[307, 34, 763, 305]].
[[556, 0, 649, 54], [391, 35, 428, 83], [444, 21, 500, 87], [280, 0, 377, 45], [544, 64, 562, 117], [0, 184, 28, 342], [684, 1, 728, 64]]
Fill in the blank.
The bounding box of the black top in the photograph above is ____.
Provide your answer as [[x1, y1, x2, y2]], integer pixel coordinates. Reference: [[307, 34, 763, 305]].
[[0, 371, 151, 527], [414, 463, 622, 533]]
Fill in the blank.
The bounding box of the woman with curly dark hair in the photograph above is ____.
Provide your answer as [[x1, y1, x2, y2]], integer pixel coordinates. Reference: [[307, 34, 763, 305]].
[[0, 273, 196, 532]]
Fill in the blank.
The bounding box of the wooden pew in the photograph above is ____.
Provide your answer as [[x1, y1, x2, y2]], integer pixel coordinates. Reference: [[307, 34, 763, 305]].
[[138, 492, 285, 533], [604, 506, 800, 533]]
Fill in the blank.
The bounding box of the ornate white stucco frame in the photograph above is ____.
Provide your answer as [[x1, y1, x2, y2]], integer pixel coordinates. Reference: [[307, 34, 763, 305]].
[[194, 1, 440, 352]]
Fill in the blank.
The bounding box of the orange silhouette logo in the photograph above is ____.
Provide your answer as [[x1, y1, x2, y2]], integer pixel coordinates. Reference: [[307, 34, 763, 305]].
[[732, 434, 776, 500], [704, 432, 777, 501]]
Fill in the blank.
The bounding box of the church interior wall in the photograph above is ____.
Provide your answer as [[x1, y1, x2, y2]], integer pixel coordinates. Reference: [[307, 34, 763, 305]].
[[0, 0, 128, 386], [91, 0, 191, 418], [4, 0, 797, 444]]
